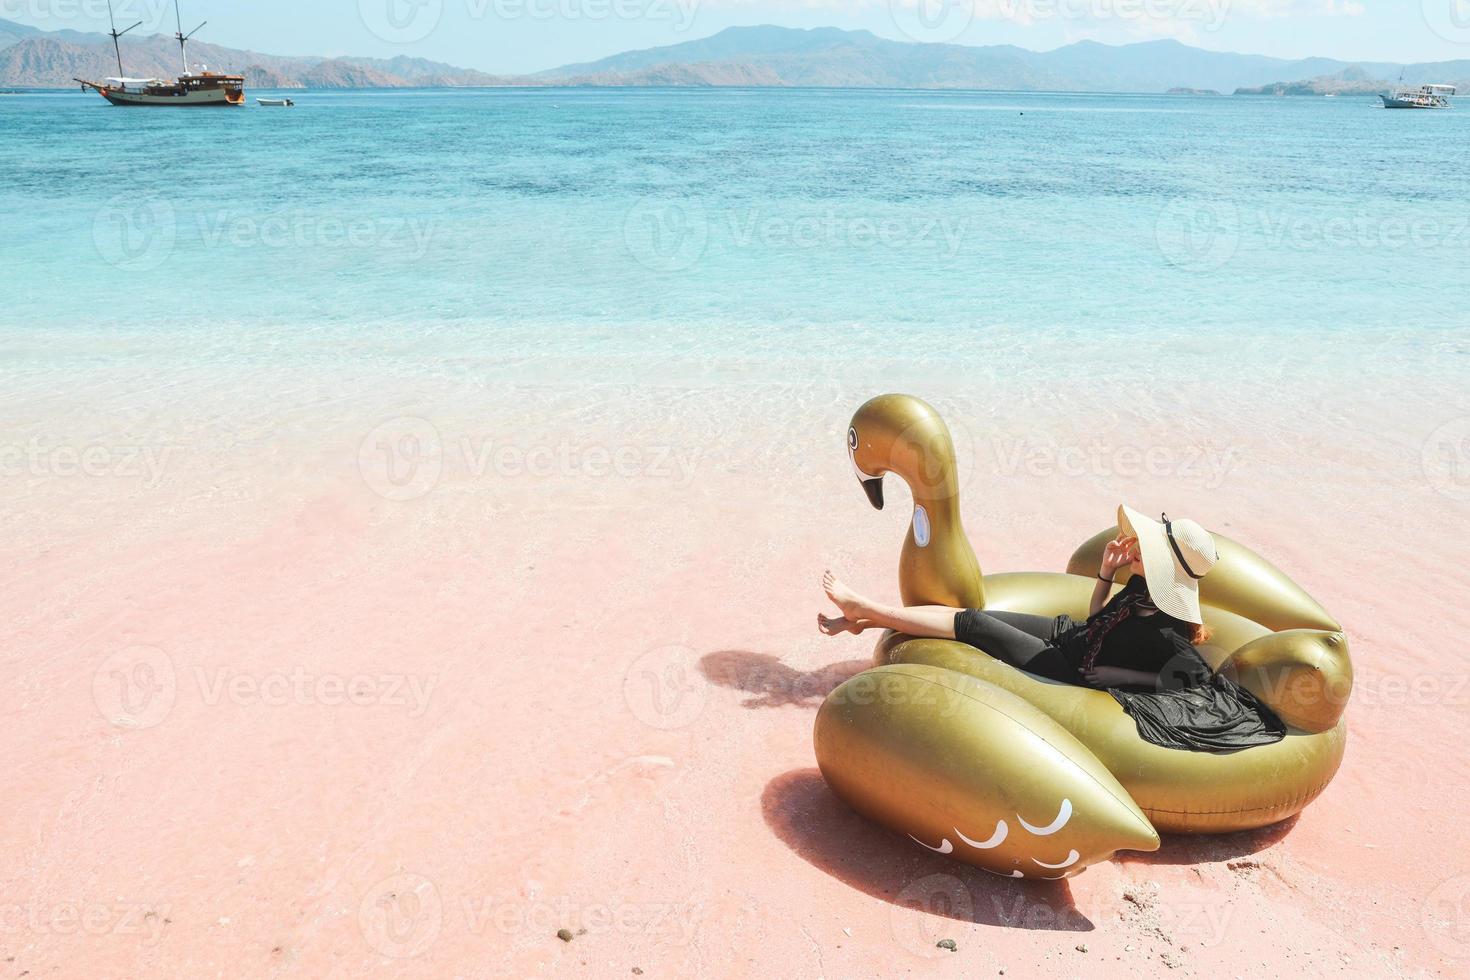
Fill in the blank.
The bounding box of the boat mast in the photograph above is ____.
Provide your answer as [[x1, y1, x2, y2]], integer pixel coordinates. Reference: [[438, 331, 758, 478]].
[[174, 0, 207, 76], [105, 0, 142, 78]]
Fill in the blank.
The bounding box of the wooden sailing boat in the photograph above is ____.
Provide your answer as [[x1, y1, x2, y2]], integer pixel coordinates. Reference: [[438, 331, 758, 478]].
[[74, 1, 244, 107]]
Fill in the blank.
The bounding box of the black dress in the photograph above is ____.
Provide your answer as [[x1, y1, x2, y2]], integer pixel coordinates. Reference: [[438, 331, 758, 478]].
[[953, 577, 1286, 753], [1051, 579, 1214, 691], [1058, 578, 1286, 753]]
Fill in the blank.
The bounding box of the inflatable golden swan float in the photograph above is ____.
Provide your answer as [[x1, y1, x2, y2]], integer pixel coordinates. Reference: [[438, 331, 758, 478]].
[[814, 394, 1351, 878]]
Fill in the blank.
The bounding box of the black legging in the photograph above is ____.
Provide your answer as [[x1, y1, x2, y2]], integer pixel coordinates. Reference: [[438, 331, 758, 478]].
[[952, 609, 1081, 685]]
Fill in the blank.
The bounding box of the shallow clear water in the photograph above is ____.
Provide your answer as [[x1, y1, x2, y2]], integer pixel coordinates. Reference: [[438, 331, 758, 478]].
[[2, 87, 1468, 367]]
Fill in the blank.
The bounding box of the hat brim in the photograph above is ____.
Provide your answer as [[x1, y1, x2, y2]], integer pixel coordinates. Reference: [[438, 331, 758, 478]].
[[1118, 504, 1204, 625]]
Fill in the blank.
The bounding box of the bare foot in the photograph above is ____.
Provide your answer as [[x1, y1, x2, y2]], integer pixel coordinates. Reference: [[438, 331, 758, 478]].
[[817, 613, 870, 636], [822, 570, 870, 621]]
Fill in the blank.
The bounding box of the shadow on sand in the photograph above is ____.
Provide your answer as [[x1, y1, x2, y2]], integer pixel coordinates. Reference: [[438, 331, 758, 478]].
[[699, 650, 870, 709], [762, 768, 1093, 931], [1120, 814, 1298, 867]]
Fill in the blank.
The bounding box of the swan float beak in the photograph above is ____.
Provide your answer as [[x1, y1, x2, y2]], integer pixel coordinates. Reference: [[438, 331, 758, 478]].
[[849, 434, 885, 509], [861, 474, 885, 510]]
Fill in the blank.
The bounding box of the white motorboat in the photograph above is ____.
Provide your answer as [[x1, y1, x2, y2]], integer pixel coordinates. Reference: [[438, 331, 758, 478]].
[[1381, 83, 1455, 109]]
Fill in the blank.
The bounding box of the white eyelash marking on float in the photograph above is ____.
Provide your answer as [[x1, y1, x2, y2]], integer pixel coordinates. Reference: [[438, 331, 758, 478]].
[[1018, 798, 1072, 837]]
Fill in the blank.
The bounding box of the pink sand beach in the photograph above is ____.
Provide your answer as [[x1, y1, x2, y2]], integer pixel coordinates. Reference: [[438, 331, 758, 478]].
[[5, 333, 1469, 978]]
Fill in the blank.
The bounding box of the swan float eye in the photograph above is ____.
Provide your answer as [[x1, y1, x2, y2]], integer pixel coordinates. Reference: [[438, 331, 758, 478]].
[[954, 820, 1007, 849], [820, 663, 1164, 881], [911, 801, 1079, 866], [849, 431, 880, 482], [1031, 850, 1081, 870], [909, 834, 953, 855], [1018, 798, 1073, 837]]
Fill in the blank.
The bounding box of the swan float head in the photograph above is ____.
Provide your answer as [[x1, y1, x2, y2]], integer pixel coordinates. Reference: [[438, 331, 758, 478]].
[[847, 394, 963, 512], [847, 394, 984, 609]]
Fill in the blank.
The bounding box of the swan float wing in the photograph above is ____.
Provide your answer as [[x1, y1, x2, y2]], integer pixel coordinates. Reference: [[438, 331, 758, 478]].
[[815, 664, 1159, 878]]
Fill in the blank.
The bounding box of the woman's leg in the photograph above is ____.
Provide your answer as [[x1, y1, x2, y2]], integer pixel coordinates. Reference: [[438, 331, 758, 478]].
[[821, 573, 1049, 659], [816, 614, 877, 636], [821, 572, 1079, 683], [821, 571, 963, 638], [821, 573, 1060, 643], [951, 609, 1078, 682], [951, 609, 1051, 667]]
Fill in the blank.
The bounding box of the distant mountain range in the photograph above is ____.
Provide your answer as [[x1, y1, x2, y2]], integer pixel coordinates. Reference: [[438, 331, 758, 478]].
[[0, 17, 521, 88], [532, 26, 1469, 93], [3, 20, 1467, 94]]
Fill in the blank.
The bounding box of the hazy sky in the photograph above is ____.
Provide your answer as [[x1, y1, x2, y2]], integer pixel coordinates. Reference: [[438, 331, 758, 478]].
[[6, 0, 1469, 75]]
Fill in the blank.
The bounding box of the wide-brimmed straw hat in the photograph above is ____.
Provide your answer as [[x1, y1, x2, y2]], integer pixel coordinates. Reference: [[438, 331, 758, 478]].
[[1117, 504, 1220, 625]]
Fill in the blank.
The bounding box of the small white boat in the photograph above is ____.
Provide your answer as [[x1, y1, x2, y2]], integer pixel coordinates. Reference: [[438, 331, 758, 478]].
[[257, 98, 295, 107]]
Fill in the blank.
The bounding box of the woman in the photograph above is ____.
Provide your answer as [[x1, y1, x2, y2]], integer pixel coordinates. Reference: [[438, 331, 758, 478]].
[[818, 505, 1285, 752]]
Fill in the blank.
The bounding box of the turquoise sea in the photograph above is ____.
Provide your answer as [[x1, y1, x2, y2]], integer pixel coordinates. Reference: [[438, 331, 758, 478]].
[[2, 87, 1468, 365]]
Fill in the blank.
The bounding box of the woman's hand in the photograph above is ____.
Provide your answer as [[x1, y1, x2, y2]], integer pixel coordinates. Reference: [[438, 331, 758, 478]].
[[1083, 665, 1155, 689], [1099, 534, 1138, 581]]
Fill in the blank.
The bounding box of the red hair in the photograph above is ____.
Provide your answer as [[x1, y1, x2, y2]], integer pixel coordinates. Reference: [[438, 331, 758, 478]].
[[1192, 623, 1213, 646]]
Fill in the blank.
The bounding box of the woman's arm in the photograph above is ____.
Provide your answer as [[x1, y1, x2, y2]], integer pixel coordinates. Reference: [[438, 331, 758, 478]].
[[1092, 534, 1135, 617], [1169, 639, 1216, 688], [1086, 635, 1214, 690]]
